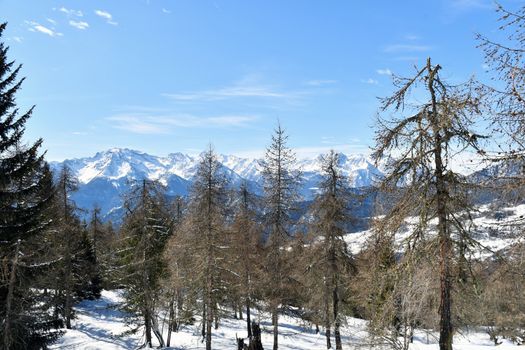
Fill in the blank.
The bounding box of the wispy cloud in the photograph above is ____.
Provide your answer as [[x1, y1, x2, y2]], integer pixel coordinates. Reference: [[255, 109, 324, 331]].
[[361, 78, 378, 85], [58, 7, 83, 17], [162, 8, 171, 14], [108, 114, 259, 134], [163, 87, 287, 101], [26, 21, 63, 37], [10, 36, 23, 43], [384, 44, 432, 53], [69, 20, 89, 30], [47, 18, 57, 25], [95, 10, 118, 25], [376, 68, 392, 76], [164, 73, 313, 103], [305, 79, 337, 86]]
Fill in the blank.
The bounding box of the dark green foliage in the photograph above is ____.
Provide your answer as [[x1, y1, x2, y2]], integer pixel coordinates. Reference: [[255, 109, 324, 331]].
[[0, 22, 62, 349], [118, 179, 171, 347]]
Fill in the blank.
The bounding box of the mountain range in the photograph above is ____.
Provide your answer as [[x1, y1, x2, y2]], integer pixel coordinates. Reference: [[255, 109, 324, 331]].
[[49, 148, 383, 221]]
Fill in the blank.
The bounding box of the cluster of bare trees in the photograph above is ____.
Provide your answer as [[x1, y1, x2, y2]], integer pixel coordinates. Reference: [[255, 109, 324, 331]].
[[5, 3, 525, 349], [111, 126, 361, 349]]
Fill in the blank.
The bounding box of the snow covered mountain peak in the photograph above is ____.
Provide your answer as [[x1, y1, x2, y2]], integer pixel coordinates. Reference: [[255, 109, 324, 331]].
[[49, 149, 382, 220]]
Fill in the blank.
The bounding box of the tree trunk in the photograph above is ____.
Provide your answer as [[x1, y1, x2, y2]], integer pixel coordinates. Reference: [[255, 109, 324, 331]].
[[144, 307, 152, 347], [272, 308, 279, 350], [428, 58, 453, 350], [333, 288, 342, 350], [64, 250, 73, 329], [3, 241, 20, 350], [325, 297, 332, 349], [202, 304, 207, 339], [438, 235, 453, 350], [246, 297, 252, 338], [152, 315, 165, 347], [206, 305, 212, 350], [167, 299, 174, 346], [326, 326, 332, 349], [249, 322, 264, 350]]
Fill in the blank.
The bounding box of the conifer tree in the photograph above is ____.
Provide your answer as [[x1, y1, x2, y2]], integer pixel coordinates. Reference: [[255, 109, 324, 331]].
[[303, 151, 354, 349], [0, 22, 61, 348], [260, 124, 301, 350], [164, 196, 188, 347], [372, 58, 486, 350], [229, 183, 263, 339], [173, 147, 230, 350], [118, 179, 171, 347], [54, 165, 82, 329]]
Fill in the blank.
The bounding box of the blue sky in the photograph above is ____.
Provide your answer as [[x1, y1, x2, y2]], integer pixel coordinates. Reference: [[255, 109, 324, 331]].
[[1, 0, 520, 160]]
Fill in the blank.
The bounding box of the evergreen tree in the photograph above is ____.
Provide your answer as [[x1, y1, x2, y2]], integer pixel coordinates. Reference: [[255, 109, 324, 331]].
[[0, 22, 61, 349], [260, 123, 301, 350], [118, 179, 171, 347]]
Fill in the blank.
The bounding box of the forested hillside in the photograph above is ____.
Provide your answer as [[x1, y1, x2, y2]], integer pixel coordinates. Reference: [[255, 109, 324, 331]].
[[2, 3, 525, 350]]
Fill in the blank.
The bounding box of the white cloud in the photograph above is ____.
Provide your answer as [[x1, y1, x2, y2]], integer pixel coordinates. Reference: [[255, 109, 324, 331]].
[[95, 10, 118, 25], [162, 8, 171, 14], [69, 20, 89, 30], [108, 116, 167, 134], [384, 44, 432, 53], [108, 114, 259, 134], [58, 7, 83, 17], [361, 78, 379, 85], [47, 18, 57, 25], [11, 36, 23, 43], [26, 21, 63, 37], [376, 68, 392, 76], [305, 79, 337, 86], [163, 85, 291, 101]]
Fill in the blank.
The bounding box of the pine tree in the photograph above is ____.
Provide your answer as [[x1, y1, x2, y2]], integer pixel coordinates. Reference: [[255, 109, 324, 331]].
[[0, 22, 61, 348], [260, 123, 301, 350], [372, 58, 486, 350], [118, 179, 171, 347]]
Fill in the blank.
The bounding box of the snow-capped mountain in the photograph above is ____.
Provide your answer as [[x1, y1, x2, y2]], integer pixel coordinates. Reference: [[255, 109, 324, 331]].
[[49, 148, 382, 221]]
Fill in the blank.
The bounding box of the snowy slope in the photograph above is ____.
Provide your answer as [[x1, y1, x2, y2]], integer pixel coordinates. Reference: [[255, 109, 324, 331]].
[[52, 290, 520, 350]]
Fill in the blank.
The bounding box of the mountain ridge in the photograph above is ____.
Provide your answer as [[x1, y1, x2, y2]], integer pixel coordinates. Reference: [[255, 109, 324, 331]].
[[49, 148, 382, 221]]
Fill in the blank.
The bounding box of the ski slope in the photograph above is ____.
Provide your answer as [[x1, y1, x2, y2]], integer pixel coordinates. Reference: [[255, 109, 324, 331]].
[[52, 290, 520, 349]]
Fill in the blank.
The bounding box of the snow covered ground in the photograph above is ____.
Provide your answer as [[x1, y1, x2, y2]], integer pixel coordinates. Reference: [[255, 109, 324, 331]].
[[52, 290, 520, 349]]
